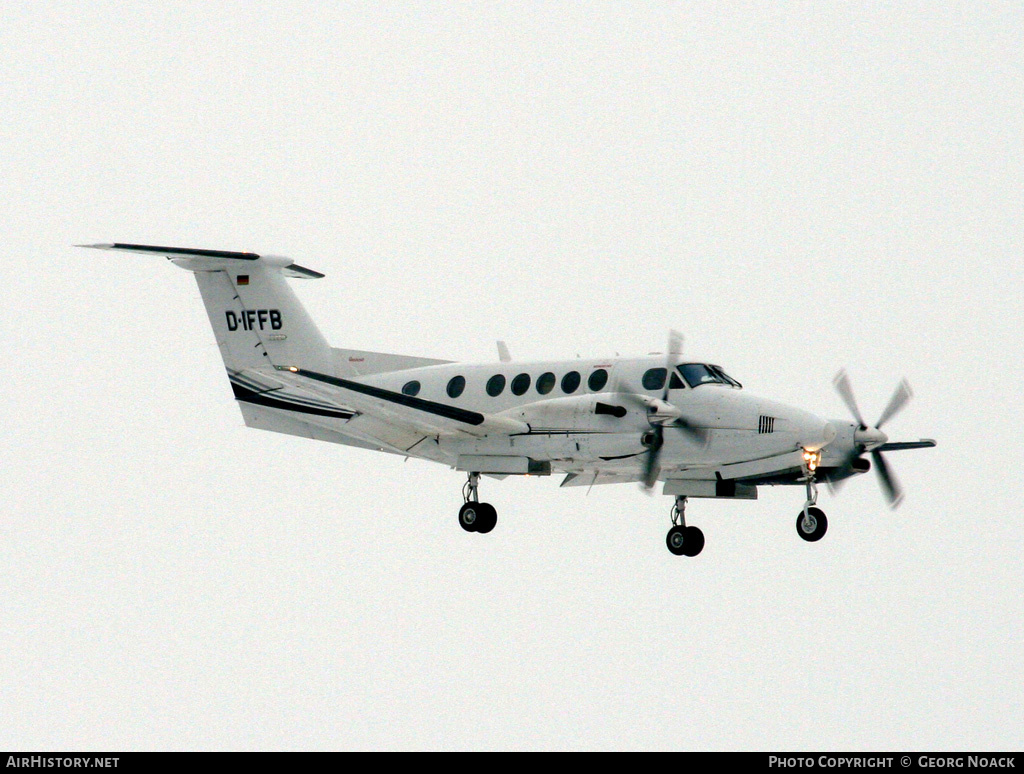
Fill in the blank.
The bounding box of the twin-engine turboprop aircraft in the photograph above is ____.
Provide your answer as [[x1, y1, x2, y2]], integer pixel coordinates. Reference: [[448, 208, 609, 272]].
[[82, 243, 936, 557]]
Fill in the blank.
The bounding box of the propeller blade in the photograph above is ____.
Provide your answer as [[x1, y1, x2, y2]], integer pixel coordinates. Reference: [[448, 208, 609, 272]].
[[614, 381, 651, 412], [876, 378, 913, 430], [825, 461, 853, 494], [670, 417, 708, 445], [623, 332, 682, 491], [662, 330, 683, 401], [833, 369, 866, 428], [617, 379, 704, 444], [641, 426, 663, 490], [871, 449, 904, 509], [666, 329, 683, 357]]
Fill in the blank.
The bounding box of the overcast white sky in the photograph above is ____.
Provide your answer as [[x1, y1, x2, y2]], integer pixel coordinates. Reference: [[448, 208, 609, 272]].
[[2, 2, 1022, 750]]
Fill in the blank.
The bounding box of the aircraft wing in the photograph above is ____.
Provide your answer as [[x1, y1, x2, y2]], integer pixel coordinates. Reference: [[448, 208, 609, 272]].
[[253, 366, 529, 439]]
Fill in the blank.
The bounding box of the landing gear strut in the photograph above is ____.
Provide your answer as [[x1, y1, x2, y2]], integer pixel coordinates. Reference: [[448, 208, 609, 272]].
[[458, 472, 497, 534], [796, 451, 828, 542], [666, 496, 704, 557]]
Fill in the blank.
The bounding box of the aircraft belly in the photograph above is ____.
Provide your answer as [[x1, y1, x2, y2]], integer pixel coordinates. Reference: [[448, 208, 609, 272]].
[[444, 428, 797, 474]]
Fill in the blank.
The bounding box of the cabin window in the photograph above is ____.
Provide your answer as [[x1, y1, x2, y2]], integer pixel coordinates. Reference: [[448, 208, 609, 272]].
[[561, 371, 581, 394], [447, 375, 466, 398], [402, 380, 421, 397], [710, 365, 742, 388], [486, 374, 506, 397], [678, 363, 722, 388], [511, 373, 531, 396], [642, 367, 667, 391], [588, 368, 609, 392], [536, 372, 556, 395]]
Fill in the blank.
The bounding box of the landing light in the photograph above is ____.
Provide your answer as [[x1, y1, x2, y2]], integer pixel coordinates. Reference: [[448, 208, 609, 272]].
[[802, 449, 821, 473]]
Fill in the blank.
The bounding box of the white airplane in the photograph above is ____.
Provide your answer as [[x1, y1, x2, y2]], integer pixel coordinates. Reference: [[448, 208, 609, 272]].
[[82, 243, 936, 557]]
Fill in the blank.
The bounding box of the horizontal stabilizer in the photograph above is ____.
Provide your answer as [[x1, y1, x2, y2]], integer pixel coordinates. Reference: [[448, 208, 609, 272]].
[[77, 242, 324, 278]]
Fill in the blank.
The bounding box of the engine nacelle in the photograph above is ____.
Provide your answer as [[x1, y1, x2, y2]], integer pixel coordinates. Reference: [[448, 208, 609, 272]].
[[496, 393, 644, 432]]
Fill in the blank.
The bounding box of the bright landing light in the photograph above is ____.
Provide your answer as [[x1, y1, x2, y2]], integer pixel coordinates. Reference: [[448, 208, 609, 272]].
[[802, 449, 821, 472]]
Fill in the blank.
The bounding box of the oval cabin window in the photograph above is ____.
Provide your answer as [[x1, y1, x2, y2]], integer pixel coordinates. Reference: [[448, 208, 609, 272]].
[[588, 369, 609, 392], [536, 372, 556, 395], [447, 375, 466, 399], [486, 374, 506, 397], [561, 371, 581, 394], [402, 380, 421, 397], [511, 373, 531, 396]]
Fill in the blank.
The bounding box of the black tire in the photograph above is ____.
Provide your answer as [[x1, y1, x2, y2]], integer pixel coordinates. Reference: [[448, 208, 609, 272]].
[[796, 507, 828, 542], [475, 503, 497, 534], [682, 526, 705, 557], [666, 525, 687, 556], [459, 502, 480, 532]]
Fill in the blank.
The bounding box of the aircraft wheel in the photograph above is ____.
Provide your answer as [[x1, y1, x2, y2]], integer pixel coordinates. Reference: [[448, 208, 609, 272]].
[[459, 502, 480, 532], [796, 507, 828, 542], [666, 526, 687, 556], [681, 526, 705, 557], [667, 525, 704, 556], [475, 503, 497, 534]]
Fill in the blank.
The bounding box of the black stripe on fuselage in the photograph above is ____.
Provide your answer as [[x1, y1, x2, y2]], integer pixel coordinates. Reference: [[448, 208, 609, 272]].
[[231, 381, 355, 419], [288, 368, 486, 426], [228, 375, 341, 412], [113, 243, 260, 261]]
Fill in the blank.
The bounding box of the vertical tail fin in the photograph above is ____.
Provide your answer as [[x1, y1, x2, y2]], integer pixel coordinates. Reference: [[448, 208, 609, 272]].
[[79, 243, 336, 374]]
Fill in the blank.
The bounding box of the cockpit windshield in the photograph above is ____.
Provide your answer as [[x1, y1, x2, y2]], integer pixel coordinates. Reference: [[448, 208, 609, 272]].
[[677, 363, 742, 389]]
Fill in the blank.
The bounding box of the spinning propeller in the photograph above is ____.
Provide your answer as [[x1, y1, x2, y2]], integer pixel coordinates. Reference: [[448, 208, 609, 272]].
[[831, 369, 916, 508], [615, 331, 704, 490]]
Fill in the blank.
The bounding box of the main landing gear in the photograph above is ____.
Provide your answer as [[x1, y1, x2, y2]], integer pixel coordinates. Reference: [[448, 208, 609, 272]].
[[666, 496, 704, 557], [796, 450, 828, 542], [458, 472, 497, 534]]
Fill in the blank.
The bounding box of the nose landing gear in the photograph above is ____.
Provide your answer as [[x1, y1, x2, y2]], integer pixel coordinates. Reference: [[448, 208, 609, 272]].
[[796, 506, 828, 542], [458, 472, 497, 534], [666, 496, 704, 557], [796, 450, 828, 542]]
